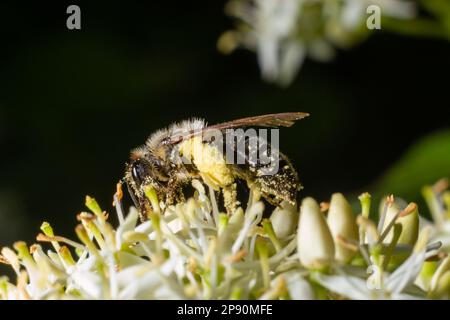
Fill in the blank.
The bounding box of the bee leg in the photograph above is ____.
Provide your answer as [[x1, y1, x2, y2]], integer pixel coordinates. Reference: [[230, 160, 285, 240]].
[[173, 185, 186, 203], [166, 188, 181, 206], [222, 183, 239, 215], [255, 172, 299, 207], [138, 199, 151, 222], [166, 177, 188, 206], [260, 191, 283, 208], [251, 152, 300, 207]]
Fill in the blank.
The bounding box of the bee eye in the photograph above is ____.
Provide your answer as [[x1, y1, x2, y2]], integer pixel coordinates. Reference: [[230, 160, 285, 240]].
[[131, 160, 147, 186]]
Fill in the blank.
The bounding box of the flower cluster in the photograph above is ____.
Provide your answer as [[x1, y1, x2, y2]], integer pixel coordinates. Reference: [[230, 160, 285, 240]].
[[218, 0, 416, 85], [1, 178, 450, 300]]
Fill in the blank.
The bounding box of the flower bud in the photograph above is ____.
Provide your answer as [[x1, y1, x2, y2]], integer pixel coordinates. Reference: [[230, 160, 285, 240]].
[[270, 201, 298, 239], [327, 193, 358, 264], [382, 202, 419, 246], [397, 203, 419, 246], [297, 197, 335, 270]]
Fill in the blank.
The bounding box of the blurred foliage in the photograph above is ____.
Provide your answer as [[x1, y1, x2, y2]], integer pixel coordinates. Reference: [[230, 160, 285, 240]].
[[384, 0, 450, 39], [371, 129, 450, 215]]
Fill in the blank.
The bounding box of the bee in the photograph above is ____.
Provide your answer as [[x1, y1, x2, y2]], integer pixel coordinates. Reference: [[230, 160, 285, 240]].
[[124, 112, 309, 221]]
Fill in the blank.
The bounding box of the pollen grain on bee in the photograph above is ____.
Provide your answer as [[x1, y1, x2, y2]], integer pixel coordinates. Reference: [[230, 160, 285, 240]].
[[171, 128, 281, 175]]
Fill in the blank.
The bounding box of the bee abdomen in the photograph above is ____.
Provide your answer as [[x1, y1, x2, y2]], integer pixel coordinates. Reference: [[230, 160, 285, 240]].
[[253, 153, 300, 205]]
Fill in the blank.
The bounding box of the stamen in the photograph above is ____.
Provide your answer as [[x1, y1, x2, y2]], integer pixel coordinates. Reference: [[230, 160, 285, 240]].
[[387, 195, 395, 205], [336, 235, 359, 252], [113, 181, 125, 224], [76, 212, 95, 221], [399, 203, 417, 217], [36, 233, 84, 249], [433, 178, 449, 194], [29, 244, 38, 254], [426, 252, 447, 262], [113, 181, 124, 205], [0, 255, 10, 265], [320, 202, 330, 213], [378, 195, 394, 233], [426, 241, 442, 252], [225, 249, 247, 263]]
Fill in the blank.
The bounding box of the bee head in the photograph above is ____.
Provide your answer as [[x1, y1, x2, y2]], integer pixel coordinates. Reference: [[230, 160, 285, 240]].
[[124, 156, 162, 220], [129, 158, 149, 187]]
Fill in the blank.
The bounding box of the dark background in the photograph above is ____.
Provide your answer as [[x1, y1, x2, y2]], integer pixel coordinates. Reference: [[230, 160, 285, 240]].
[[0, 0, 449, 252]]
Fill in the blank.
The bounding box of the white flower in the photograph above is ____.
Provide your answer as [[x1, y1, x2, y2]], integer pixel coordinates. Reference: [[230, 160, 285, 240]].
[[316, 228, 439, 299], [283, 270, 315, 300], [1, 180, 447, 300]]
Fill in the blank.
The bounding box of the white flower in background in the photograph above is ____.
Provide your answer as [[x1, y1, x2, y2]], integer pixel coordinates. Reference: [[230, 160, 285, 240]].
[[219, 0, 416, 85]]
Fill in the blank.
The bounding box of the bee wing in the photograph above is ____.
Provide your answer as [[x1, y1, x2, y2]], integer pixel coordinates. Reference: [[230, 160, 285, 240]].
[[206, 112, 309, 130], [165, 112, 309, 145]]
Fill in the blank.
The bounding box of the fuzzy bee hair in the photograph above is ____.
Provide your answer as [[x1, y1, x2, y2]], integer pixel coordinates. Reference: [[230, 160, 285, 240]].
[[125, 113, 308, 221]]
